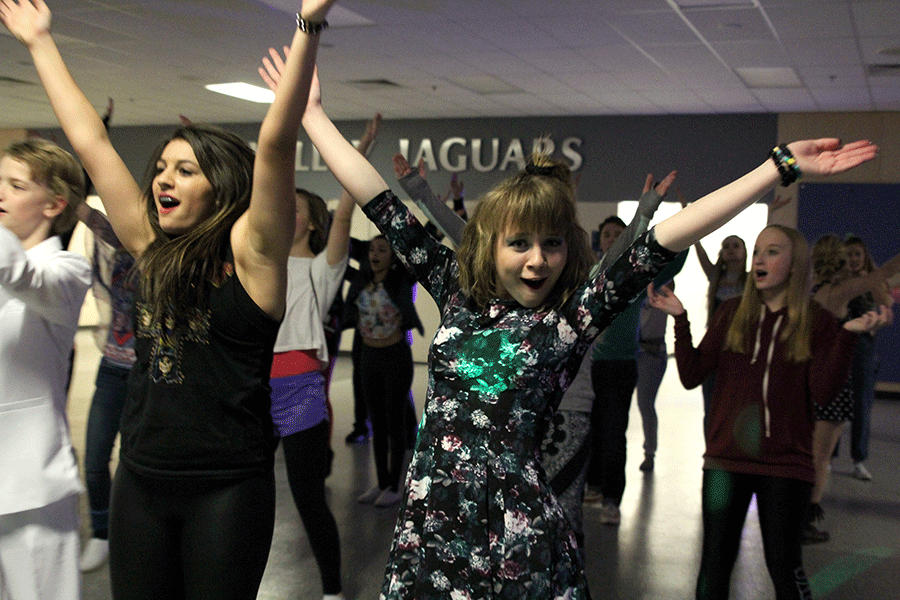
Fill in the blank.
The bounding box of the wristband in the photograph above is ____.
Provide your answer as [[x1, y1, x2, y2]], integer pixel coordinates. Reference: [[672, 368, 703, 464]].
[[296, 14, 329, 34], [769, 143, 801, 187]]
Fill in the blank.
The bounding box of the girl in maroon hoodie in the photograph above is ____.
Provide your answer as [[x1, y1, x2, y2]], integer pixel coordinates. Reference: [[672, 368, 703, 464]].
[[647, 224, 889, 600]]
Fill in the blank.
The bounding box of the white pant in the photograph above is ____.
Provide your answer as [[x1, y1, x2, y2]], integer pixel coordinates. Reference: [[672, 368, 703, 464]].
[[0, 495, 80, 600]]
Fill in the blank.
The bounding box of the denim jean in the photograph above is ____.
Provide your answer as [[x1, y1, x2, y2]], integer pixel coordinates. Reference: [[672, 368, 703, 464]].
[[84, 358, 131, 538]]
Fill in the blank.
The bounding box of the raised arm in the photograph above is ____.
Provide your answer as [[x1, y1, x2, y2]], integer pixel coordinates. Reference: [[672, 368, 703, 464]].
[[300, 73, 390, 207], [234, 0, 336, 318], [594, 171, 675, 276], [1, 0, 151, 255], [325, 114, 381, 267], [394, 155, 466, 246], [655, 140, 878, 252]]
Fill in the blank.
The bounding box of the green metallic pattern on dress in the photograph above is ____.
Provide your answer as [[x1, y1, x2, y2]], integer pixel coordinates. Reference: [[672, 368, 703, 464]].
[[362, 190, 677, 600]]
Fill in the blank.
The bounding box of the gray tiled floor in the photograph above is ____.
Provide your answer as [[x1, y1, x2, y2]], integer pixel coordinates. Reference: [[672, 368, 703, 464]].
[[67, 330, 900, 599]]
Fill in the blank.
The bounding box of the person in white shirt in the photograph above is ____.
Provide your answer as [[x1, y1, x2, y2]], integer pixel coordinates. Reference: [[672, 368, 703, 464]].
[[0, 138, 92, 600]]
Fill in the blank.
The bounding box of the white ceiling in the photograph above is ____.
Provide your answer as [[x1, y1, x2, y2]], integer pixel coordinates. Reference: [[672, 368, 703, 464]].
[[2, 0, 899, 128]]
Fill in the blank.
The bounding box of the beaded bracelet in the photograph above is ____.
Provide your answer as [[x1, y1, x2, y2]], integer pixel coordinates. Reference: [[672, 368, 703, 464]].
[[296, 13, 329, 34], [769, 143, 801, 187]]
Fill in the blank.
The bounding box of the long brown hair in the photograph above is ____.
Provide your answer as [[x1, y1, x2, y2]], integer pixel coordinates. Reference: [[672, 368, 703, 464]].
[[137, 124, 254, 322], [457, 153, 593, 311], [724, 225, 812, 362]]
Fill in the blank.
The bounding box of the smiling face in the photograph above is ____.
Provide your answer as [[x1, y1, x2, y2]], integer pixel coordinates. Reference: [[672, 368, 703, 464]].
[[0, 155, 62, 249], [751, 227, 793, 300], [495, 228, 568, 308], [152, 139, 215, 235]]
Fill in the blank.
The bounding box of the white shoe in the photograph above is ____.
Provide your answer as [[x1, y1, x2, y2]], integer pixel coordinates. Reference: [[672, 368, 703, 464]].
[[80, 537, 109, 572], [599, 502, 621, 526], [374, 488, 402, 507], [357, 485, 383, 504], [853, 462, 872, 481]]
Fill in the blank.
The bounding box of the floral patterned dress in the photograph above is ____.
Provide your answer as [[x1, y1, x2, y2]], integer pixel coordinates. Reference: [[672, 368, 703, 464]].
[[363, 191, 676, 600]]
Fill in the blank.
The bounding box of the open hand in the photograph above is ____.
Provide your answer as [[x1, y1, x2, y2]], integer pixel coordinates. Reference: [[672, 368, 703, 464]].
[[258, 45, 290, 92], [641, 170, 677, 198], [786, 139, 878, 177], [646, 282, 685, 316], [393, 153, 413, 179], [0, 0, 52, 46], [843, 305, 893, 334]]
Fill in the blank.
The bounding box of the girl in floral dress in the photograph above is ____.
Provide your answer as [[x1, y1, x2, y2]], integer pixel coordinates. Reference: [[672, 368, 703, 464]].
[[285, 54, 879, 599]]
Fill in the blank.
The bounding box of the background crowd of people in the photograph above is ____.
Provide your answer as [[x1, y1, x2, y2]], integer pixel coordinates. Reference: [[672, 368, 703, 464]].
[[0, 1, 896, 600]]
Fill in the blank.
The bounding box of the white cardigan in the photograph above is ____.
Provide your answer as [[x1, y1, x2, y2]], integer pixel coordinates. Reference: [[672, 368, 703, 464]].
[[0, 228, 91, 515]]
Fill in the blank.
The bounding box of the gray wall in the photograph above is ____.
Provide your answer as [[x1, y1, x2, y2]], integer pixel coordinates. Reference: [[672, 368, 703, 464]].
[[35, 112, 777, 214]]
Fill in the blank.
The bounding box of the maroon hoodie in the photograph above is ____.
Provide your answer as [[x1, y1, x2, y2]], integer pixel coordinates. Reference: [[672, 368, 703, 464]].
[[674, 297, 855, 484]]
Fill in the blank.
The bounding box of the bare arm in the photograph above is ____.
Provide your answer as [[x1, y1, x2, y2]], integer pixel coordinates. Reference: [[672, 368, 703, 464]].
[[325, 114, 381, 267], [655, 140, 878, 252], [1, 0, 151, 255], [301, 75, 389, 207], [234, 0, 337, 318], [693, 241, 715, 280]]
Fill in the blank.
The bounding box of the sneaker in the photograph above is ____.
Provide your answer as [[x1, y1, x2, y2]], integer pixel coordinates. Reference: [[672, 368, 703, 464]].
[[599, 502, 621, 526], [374, 488, 402, 507], [639, 456, 655, 472], [345, 428, 368, 445], [79, 537, 109, 572], [853, 462, 872, 481], [357, 485, 383, 504]]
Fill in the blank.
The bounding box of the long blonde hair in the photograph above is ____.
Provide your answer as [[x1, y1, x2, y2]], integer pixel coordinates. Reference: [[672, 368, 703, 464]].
[[724, 225, 812, 362], [456, 154, 593, 311]]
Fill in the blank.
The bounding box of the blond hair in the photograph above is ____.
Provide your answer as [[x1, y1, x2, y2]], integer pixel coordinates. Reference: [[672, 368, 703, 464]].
[[456, 153, 593, 310], [4, 138, 85, 236], [724, 225, 812, 362], [811, 234, 848, 286]]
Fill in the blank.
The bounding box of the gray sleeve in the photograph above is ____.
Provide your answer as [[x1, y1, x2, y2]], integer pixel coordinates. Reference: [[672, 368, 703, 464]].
[[590, 188, 663, 277], [397, 172, 466, 246]]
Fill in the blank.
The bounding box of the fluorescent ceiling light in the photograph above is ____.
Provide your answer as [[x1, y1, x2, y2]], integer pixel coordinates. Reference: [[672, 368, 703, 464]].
[[736, 67, 802, 88], [205, 82, 275, 103]]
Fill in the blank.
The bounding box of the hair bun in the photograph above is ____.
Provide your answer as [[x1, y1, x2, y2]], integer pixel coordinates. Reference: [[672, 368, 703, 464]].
[[525, 162, 555, 177]]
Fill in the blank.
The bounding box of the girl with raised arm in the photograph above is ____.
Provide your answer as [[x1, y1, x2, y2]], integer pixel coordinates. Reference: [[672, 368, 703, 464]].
[[647, 225, 889, 599], [290, 58, 877, 597], [1, 0, 337, 597]]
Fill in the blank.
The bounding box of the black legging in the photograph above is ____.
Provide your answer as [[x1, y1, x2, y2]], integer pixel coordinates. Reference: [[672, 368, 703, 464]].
[[109, 465, 275, 600], [281, 419, 342, 595], [696, 469, 812, 600], [359, 339, 414, 491]]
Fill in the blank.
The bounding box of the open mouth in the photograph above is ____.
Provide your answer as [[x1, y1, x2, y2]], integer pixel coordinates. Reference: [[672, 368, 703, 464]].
[[522, 277, 546, 290], [755, 270, 768, 279], [158, 195, 180, 211]]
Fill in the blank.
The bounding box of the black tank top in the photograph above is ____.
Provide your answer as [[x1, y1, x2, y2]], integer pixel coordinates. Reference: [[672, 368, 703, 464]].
[[121, 254, 281, 479]]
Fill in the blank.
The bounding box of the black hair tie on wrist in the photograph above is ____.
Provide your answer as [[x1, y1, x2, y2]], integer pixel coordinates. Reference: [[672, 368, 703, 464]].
[[525, 162, 554, 177]]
